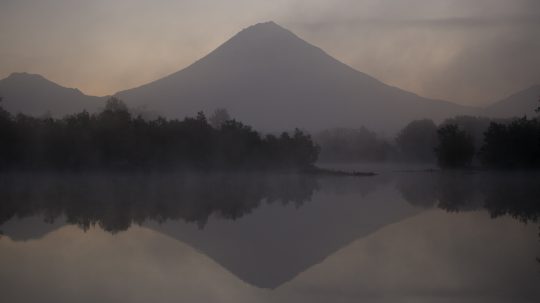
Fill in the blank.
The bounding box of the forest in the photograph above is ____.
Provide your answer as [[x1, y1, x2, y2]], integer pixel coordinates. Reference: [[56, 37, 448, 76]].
[[317, 100, 540, 170], [1, 95, 540, 171], [0, 97, 319, 171]]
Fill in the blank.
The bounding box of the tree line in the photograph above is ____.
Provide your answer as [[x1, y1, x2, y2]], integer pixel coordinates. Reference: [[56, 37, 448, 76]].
[[400, 115, 540, 169], [2, 94, 539, 170], [316, 97, 540, 170], [0, 97, 319, 171]]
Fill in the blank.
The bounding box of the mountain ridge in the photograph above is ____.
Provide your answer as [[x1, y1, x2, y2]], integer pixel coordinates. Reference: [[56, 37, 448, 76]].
[[2, 22, 537, 131], [486, 84, 540, 118]]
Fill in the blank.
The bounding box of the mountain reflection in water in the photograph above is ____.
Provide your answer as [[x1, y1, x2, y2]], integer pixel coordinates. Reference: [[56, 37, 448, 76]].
[[0, 170, 539, 302]]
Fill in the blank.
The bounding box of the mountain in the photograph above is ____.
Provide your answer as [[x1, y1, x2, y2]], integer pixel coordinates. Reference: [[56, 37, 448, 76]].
[[0, 72, 104, 117], [485, 84, 540, 118], [6, 22, 535, 131], [116, 21, 473, 133]]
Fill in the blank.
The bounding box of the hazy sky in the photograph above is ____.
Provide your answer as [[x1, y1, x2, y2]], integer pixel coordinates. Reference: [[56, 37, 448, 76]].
[[1, 0, 539, 105]]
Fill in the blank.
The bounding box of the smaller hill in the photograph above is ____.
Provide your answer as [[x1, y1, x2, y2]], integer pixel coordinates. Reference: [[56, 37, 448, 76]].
[[486, 84, 540, 118], [0, 72, 104, 117]]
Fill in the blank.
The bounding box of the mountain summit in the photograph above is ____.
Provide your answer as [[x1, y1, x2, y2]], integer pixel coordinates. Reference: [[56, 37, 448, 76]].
[[116, 22, 472, 133]]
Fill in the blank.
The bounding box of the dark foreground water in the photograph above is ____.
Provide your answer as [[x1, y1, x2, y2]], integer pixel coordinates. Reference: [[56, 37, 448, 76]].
[[0, 167, 539, 302]]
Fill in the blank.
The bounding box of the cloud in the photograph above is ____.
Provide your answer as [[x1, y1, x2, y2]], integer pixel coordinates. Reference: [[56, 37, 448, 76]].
[[285, 0, 540, 104]]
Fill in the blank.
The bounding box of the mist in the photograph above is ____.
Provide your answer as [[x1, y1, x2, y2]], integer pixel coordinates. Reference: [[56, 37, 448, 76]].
[[2, 2, 540, 302], [1, 0, 539, 105]]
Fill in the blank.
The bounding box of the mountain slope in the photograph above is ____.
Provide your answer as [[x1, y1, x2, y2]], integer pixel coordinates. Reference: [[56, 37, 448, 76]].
[[117, 22, 472, 133], [485, 84, 540, 118], [0, 72, 104, 117]]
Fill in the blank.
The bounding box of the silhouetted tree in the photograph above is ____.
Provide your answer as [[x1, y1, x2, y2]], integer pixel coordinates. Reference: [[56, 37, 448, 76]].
[[95, 98, 133, 168], [441, 116, 495, 154], [216, 119, 262, 168], [396, 119, 437, 162], [435, 124, 475, 168], [0, 97, 18, 168], [290, 129, 320, 169], [480, 118, 540, 169]]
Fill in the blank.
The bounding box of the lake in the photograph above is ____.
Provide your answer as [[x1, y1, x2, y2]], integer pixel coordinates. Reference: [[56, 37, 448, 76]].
[[0, 166, 539, 302]]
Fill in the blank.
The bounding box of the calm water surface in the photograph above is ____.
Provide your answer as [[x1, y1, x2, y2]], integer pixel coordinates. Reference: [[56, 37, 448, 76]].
[[0, 166, 539, 302]]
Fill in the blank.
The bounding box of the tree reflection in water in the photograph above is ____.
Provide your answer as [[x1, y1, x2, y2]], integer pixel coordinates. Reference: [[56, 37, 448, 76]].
[[1, 170, 539, 264], [397, 171, 540, 263], [0, 172, 319, 233]]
